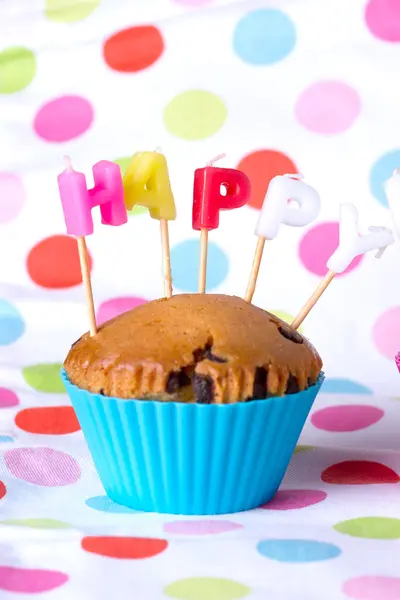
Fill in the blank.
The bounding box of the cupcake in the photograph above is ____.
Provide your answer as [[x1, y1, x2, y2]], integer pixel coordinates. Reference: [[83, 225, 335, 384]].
[[62, 293, 324, 514]]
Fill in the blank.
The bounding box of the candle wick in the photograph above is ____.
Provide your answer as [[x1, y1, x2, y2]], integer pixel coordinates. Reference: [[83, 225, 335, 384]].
[[63, 155, 73, 172], [207, 153, 226, 167]]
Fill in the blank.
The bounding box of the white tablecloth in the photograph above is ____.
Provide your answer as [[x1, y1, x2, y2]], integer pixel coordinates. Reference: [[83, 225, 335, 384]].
[[1, 0, 400, 598]]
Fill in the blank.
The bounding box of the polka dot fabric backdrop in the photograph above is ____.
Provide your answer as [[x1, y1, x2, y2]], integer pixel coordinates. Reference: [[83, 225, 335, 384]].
[[0, 0, 400, 598]]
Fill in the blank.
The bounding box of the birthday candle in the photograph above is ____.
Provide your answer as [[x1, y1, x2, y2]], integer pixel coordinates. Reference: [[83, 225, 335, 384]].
[[192, 156, 251, 293], [292, 203, 394, 330], [245, 174, 321, 303], [123, 151, 176, 298], [58, 157, 127, 335], [123, 151, 176, 220], [327, 204, 394, 273], [59, 159, 127, 237]]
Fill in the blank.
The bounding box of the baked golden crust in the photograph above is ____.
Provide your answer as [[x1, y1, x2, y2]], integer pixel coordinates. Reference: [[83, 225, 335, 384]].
[[64, 294, 322, 403]]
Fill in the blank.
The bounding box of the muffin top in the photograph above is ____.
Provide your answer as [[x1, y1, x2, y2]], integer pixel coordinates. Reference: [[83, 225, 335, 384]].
[[64, 293, 322, 403]]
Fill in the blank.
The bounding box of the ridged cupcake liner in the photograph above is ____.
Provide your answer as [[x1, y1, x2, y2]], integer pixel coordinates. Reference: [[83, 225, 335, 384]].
[[61, 369, 324, 515]]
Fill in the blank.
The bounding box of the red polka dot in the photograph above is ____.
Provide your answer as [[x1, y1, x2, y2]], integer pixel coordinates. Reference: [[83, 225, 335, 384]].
[[0, 481, 6, 500], [321, 461, 400, 485], [15, 406, 80, 435], [299, 222, 363, 277], [103, 26, 164, 72], [27, 235, 93, 289], [81, 536, 168, 559], [365, 0, 400, 42], [236, 149, 298, 210], [311, 405, 384, 432]]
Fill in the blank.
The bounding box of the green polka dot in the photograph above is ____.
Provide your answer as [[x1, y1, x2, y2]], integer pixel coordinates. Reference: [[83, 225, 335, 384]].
[[22, 363, 65, 394], [114, 156, 147, 217], [270, 310, 304, 334], [334, 517, 400, 539], [45, 0, 100, 22], [294, 445, 314, 453], [163, 90, 227, 140], [0, 47, 36, 94], [164, 578, 250, 600], [1, 518, 72, 529]]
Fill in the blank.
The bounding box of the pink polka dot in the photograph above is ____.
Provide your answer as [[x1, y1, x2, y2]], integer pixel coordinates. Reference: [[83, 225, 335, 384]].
[[33, 95, 94, 142], [0, 388, 19, 408], [163, 520, 243, 535], [343, 575, 400, 599], [260, 489, 327, 510], [372, 306, 400, 359], [0, 566, 68, 594], [0, 173, 25, 222], [97, 296, 147, 325], [4, 447, 81, 486], [311, 405, 384, 432], [365, 0, 400, 43], [299, 222, 363, 276], [295, 81, 361, 134]]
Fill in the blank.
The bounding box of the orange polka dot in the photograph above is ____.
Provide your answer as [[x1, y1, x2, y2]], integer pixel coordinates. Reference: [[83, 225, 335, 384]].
[[0, 480, 6, 500], [15, 406, 81, 435], [237, 149, 298, 210], [81, 536, 168, 559], [103, 26, 164, 73], [26, 235, 93, 289]]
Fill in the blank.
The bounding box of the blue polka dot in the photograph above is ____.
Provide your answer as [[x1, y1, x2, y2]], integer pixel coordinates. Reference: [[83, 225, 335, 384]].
[[370, 149, 400, 207], [0, 299, 25, 345], [257, 539, 341, 562], [0, 435, 14, 443], [322, 378, 372, 395], [171, 239, 229, 292], [233, 9, 296, 65], [86, 495, 140, 514]]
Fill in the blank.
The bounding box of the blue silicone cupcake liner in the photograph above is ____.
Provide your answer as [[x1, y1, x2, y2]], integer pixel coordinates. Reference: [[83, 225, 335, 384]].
[[62, 369, 324, 515]]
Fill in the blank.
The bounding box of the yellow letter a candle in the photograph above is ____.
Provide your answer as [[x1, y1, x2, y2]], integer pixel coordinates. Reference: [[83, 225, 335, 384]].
[[123, 151, 176, 221], [123, 151, 176, 298]]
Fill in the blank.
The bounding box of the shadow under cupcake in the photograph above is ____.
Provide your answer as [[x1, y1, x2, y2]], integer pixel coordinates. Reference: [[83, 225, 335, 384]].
[[62, 293, 324, 515]]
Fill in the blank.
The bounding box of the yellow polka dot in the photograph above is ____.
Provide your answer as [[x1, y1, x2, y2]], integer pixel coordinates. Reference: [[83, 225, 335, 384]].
[[164, 90, 227, 140], [45, 0, 100, 23]]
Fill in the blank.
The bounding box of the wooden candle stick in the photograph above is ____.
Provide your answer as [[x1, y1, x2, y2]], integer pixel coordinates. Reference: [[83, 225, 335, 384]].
[[198, 228, 209, 294], [291, 270, 335, 330], [244, 237, 267, 303], [245, 174, 321, 303], [76, 236, 97, 336], [160, 218, 173, 298], [192, 154, 251, 295], [58, 156, 127, 337], [122, 151, 176, 299]]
